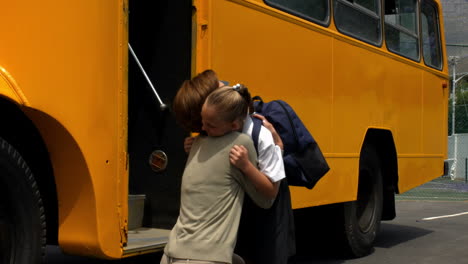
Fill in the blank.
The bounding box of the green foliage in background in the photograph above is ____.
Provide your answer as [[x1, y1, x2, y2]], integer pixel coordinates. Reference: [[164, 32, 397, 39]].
[[449, 78, 468, 135]]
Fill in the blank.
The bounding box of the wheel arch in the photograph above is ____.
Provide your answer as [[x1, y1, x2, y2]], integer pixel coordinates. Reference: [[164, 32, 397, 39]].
[[0, 97, 58, 244], [361, 128, 399, 221]]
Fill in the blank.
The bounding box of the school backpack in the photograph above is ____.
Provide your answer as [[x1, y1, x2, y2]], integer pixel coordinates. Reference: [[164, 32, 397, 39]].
[[251, 96, 330, 189]]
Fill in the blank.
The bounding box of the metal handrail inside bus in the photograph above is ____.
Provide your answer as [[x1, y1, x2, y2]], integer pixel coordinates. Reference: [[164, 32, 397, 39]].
[[128, 43, 167, 111]]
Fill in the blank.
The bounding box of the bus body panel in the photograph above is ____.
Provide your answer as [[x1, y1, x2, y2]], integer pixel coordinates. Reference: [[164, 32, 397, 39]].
[[194, 0, 448, 208], [0, 67, 28, 105], [196, 0, 354, 208], [0, 1, 129, 259]]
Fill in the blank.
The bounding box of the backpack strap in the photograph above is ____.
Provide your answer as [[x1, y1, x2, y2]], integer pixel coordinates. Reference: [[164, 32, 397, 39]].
[[252, 96, 264, 113], [251, 116, 262, 156]]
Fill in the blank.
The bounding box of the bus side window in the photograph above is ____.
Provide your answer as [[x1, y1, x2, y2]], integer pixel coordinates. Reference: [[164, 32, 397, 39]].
[[421, 0, 442, 69], [264, 0, 330, 25], [384, 0, 419, 61], [334, 0, 382, 45]]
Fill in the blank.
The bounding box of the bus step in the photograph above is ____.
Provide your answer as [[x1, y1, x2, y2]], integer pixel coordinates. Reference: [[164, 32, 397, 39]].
[[123, 227, 170, 255]]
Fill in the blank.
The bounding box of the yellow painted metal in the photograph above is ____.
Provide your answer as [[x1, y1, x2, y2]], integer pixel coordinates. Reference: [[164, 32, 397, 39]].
[[193, 0, 213, 73], [0, 67, 28, 105], [119, 0, 130, 250], [0, 0, 448, 259], [0, 1, 129, 259], [193, 0, 449, 209]]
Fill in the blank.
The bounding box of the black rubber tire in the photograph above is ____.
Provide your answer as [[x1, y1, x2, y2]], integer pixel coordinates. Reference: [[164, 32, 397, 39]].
[[342, 145, 383, 257], [0, 137, 46, 264]]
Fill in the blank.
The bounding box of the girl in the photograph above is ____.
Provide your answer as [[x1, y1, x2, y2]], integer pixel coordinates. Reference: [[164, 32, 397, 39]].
[[161, 86, 274, 264]]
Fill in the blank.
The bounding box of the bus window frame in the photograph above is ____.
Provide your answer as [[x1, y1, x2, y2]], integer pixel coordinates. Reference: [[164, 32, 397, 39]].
[[333, 0, 383, 47], [420, 0, 443, 70], [383, 0, 421, 62], [263, 0, 331, 27]]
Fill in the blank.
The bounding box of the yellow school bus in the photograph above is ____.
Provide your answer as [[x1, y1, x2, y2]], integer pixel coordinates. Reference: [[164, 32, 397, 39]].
[[0, 0, 447, 263]]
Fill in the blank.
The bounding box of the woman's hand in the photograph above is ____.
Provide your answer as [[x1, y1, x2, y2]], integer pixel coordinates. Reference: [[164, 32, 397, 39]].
[[230, 145, 251, 171], [184, 136, 195, 154], [252, 114, 284, 151]]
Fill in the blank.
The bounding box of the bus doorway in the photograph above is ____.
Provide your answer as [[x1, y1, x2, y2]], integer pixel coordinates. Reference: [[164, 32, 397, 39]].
[[127, 0, 191, 234]]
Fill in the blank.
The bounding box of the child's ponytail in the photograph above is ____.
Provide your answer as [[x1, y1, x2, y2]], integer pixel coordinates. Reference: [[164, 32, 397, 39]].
[[232, 84, 254, 114]]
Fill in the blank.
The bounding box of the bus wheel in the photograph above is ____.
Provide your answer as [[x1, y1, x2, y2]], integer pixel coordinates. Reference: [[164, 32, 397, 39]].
[[343, 145, 383, 257], [0, 137, 46, 264]]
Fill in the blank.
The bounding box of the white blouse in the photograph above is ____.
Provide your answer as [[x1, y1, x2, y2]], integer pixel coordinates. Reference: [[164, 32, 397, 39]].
[[243, 116, 286, 183]]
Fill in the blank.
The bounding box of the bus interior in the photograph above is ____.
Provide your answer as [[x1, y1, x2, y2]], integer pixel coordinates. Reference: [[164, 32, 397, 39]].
[[126, 0, 192, 253]]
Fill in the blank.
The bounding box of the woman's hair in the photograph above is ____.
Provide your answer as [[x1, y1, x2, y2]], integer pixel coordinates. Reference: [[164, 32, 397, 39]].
[[173, 69, 220, 132], [204, 84, 253, 124]]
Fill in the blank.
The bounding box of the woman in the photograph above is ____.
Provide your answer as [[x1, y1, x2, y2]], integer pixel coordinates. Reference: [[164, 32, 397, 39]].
[[162, 86, 274, 264]]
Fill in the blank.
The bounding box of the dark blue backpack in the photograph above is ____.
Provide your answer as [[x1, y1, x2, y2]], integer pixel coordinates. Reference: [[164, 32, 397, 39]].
[[251, 96, 330, 189]]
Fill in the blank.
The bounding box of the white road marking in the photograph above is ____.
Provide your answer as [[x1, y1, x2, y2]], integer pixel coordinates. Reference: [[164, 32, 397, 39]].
[[422, 212, 468, 221]]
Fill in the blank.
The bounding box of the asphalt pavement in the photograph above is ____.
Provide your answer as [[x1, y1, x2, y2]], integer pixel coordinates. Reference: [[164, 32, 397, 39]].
[[46, 178, 468, 264], [293, 200, 468, 264]]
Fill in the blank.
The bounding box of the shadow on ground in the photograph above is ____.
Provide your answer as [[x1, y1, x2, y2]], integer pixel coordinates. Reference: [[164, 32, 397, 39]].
[[46, 246, 164, 264], [374, 223, 432, 249]]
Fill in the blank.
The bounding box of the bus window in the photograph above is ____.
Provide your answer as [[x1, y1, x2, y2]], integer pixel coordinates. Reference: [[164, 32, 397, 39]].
[[421, 0, 442, 69], [384, 0, 419, 60], [334, 0, 382, 45], [264, 0, 330, 25]]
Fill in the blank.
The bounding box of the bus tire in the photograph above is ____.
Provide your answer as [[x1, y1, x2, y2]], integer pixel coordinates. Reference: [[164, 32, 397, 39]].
[[343, 145, 383, 257], [0, 137, 46, 264]]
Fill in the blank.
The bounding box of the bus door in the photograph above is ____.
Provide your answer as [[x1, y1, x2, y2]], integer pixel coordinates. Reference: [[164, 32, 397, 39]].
[[126, 0, 192, 250]]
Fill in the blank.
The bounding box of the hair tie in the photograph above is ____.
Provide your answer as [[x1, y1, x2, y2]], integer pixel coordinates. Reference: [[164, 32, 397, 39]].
[[232, 84, 241, 92]]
